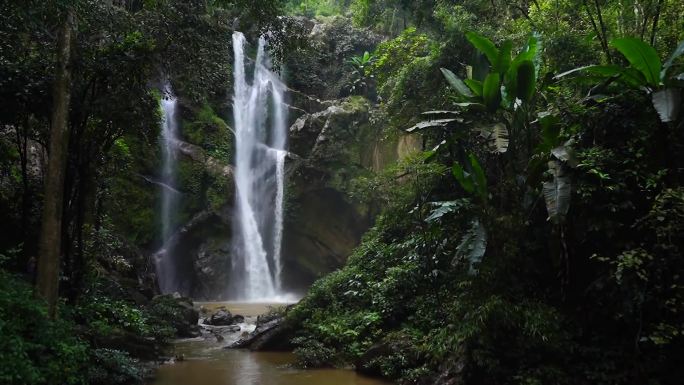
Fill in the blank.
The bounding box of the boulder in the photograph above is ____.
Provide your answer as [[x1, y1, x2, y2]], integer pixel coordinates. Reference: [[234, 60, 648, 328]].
[[285, 16, 384, 100], [228, 313, 293, 351], [205, 309, 234, 326]]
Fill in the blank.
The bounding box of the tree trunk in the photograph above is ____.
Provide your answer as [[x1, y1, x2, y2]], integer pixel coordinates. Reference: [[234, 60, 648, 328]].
[[35, 8, 76, 318]]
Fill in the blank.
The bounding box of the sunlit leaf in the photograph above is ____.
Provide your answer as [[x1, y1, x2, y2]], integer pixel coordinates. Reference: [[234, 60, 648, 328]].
[[440, 67, 474, 97], [466, 32, 499, 67], [464, 79, 483, 96], [611, 37, 662, 86]]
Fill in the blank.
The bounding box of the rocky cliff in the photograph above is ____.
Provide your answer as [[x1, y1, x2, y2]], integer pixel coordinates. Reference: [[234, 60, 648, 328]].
[[154, 16, 422, 299]]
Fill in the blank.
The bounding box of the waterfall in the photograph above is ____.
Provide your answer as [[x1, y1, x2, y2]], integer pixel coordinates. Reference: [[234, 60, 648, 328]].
[[155, 83, 180, 294], [231, 32, 288, 301]]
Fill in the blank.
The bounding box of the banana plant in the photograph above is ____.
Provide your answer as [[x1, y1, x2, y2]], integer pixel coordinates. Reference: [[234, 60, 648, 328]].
[[531, 113, 577, 224], [347, 51, 377, 96], [437, 32, 541, 156], [556, 38, 684, 122], [452, 153, 488, 204], [440, 32, 541, 112]]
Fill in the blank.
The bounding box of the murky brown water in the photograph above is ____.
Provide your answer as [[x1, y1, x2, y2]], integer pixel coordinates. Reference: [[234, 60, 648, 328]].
[[149, 302, 392, 385]]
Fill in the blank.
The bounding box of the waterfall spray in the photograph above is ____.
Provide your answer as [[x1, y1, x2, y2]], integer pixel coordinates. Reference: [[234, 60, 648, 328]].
[[231, 32, 288, 301]]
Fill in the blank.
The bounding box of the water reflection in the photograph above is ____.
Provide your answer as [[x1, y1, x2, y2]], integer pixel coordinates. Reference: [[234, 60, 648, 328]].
[[151, 346, 391, 385]]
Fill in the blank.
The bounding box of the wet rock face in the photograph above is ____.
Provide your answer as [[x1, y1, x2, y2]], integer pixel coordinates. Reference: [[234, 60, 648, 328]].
[[285, 16, 384, 100], [282, 188, 368, 291], [151, 17, 421, 299], [154, 208, 233, 300]]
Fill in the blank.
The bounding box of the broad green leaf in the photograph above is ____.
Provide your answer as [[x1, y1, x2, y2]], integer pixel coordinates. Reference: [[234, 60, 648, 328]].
[[464, 79, 483, 96], [652, 88, 681, 122], [454, 219, 487, 274], [511, 34, 541, 75], [620, 67, 648, 88], [425, 200, 467, 223], [517, 34, 540, 64], [538, 113, 561, 153], [554, 64, 647, 88], [440, 68, 474, 97], [543, 160, 571, 224], [610, 37, 662, 86], [466, 32, 499, 67], [482, 73, 501, 112], [469, 153, 487, 202], [554, 64, 622, 79], [495, 40, 512, 74], [452, 163, 475, 194], [515, 60, 536, 102]]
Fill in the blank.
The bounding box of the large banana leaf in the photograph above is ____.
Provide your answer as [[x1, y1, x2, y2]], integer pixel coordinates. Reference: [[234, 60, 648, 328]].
[[554, 64, 648, 88], [425, 200, 469, 223], [406, 118, 461, 132], [452, 163, 475, 194], [466, 32, 499, 67], [515, 60, 536, 102], [480, 123, 509, 153], [494, 40, 512, 74], [464, 79, 483, 96], [483, 72, 501, 112], [543, 160, 571, 224], [611, 38, 662, 86], [515, 34, 540, 68], [469, 153, 488, 202], [440, 68, 474, 97], [454, 219, 487, 275], [652, 88, 681, 122]]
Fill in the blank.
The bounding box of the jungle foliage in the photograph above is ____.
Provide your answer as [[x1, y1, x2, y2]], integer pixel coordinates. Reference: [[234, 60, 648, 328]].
[[0, 0, 683, 384], [288, 1, 684, 385], [0, 0, 285, 383]]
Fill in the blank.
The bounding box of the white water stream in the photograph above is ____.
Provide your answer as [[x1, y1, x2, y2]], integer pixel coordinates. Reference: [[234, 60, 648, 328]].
[[155, 83, 180, 294], [231, 32, 289, 301]]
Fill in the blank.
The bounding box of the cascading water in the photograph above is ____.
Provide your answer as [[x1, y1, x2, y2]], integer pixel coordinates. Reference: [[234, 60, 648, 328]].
[[155, 84, 180, 294], [231, 32, 288, 301]]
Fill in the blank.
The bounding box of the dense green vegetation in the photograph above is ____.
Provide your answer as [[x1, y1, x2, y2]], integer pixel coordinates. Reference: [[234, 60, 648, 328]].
[[1, 0, 683, 384], [0, 0, 280, 383], [285, 1, 684, 385]]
